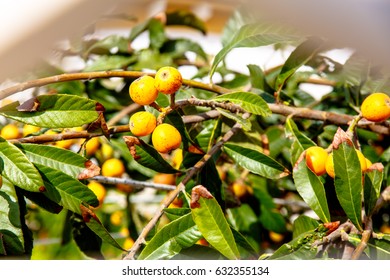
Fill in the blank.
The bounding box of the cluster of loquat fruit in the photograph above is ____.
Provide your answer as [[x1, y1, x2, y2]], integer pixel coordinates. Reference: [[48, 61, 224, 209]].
[[304, 92, 390, 178], [128, 66, 183, 154]]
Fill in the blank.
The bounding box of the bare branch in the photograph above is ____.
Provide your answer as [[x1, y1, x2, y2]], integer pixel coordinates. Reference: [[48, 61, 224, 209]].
[[90, 176, 176, 191]]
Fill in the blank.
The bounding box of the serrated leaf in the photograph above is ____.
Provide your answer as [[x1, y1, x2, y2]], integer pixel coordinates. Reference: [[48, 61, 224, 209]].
[[364, 168, 384, 217], [217, 108, 251, 131], [224, 143, 290, 179], [138, 213, 201, 260], [0, 94, 103, 128], [292, 215, 320, 239], [293, 160, 330, 223], [123, 136, 179, 174], [333, 143, 363, 231], [0, 179, 25, 255], [34, 164, 99, 212], [275, 36, 325, 90], [0, 138, 43, 192], [190, 186, 240, 260], [17, 143, 100, 180], [213, 92, 271, 116], [210, 23, 300, 80]]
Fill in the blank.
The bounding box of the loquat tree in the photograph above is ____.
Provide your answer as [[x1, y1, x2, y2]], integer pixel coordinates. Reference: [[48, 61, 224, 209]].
[[0, 9, 389, 260]]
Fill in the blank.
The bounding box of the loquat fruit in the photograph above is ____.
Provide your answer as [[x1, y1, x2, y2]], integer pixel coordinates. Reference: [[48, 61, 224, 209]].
[[22, 124, 41, 137], [325, 149, 367, 178], [129, 75, 158, 105], [87, 181, 106, 206], [305, 146, 328, 176], [102, 158, 125, 177], [154, 66, 182, 95], [1, 123, 21, 139], [129, 111, 157, 137], [152, 123, 182, 153], [361, 92, 390, 122]]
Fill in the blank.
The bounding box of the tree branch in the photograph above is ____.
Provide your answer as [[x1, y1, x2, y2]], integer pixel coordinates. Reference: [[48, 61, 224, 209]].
[[90, 176, 176, 191]]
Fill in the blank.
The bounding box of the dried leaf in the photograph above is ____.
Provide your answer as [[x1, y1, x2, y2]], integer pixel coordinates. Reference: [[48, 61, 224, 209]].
[[17, 97, 40, 112], [332, 127, 353, 149], [78, 160, 101, 180], [190, 185, 213, 209]]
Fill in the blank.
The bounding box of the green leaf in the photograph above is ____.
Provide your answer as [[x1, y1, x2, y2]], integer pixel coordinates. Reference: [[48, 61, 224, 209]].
[[213, 92, 271, 116], [166, 10, 206, 35], [210, 22, 300, 80], [161, 39, 208, 61], [292, 215, 320, 239], [224, 143, 290, 179], [163, 208, 191, 221], [216, 108, 252, 131], [149, 18, 166, 49], [83, 55, 136, 72], [0, 138, 43, 192], [275, 36, 325, 90], [81, 208, 126, 252], [138, 213, 202, 260], [364, 168, 384, 216], [85, 35, 130, 55], [0, 179, 25, 255], [35, 164, 99, 212], [190, 186, 240, 260], [46, 80, 85, 96], [348, 234, 390, 260], [247, 64, 274, 93], [333, 143, 363, 231], [17, 143, 100, 180], [285, 117, 315, 164], [123, 137, 179, 174], [0, 94, 103, 128], [227, 203, 258, 233], [293, 160, 330, 223]]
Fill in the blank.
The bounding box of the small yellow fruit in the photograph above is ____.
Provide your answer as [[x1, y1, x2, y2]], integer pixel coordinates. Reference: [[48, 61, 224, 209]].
[[153, 173, 176, 185], [102, 158, 125, 177], [110, 210, 124, 226], [22, 124, 41, 137], [100, 142, 114, 160], [55, 138, 74, 149], [232, 182, 248, 198], [123, 237, 135, 250], [152, 123, 182, 153], [85, 137, 101, 156], [129, 111, 157, 137], [171, 148, 183, 169], [87, 181, 106, 205], [305, 146, 328, 176], [361, 92, 390, 122], [154, 66, 182, 95], [1, 123, 21, 139], [129, 75, 159, 105], [269, 231, 284, 243]]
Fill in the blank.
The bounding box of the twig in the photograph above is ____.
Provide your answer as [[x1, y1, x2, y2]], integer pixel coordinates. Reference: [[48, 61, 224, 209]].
[[90, 176, 176, 191], [122, 113, 250, 260], [106, 103, 141, 127]]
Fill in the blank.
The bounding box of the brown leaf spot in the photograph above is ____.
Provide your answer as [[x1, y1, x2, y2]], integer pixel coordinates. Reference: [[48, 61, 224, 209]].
[[80, 204, 101, 224], [78, 160, 101, 180], [39, 186, 46, 192], [190, 185, 213, 209], [123, 136, 141, 160], [324, 221, 340, 235], [332, 127, 353, 149], [17, 97, 40, 112]]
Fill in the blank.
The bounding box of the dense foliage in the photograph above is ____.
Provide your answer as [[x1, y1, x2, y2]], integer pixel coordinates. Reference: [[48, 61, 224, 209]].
[[0, 9, 389, 260]]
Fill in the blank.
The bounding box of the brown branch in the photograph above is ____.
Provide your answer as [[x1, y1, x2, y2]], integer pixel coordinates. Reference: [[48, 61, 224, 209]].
[[91, 176, 176, 191], [122, 113, 250, 260], [0, 70, 229, 100], [106, 103, 141, 127], [268, 103, 390, 135]]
